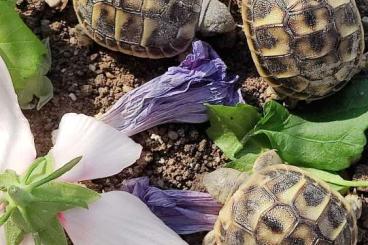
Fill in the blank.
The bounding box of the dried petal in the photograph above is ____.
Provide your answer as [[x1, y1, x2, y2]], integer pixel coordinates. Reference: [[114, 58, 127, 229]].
[[99, 41, 243, 136], [121, 177, 222, 234]]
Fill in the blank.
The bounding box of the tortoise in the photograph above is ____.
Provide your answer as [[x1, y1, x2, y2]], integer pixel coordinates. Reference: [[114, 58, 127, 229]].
[[70, 0, 236, 58], [241, 0, 367, 102], [201, 150, 362, 245]]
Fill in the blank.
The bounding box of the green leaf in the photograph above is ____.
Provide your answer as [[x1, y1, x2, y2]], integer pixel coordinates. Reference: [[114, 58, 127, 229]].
[[0, 3, 53, 109], [328, 184, 349, 194], [303, 168, 368, 188], [24, 203, 72, 231], [208, 78, 368, 172], [4, 215, 25, 245], [225, 136, 270, 172], [253, 96, 367, 170], [0, 206, 15, 226], [7, 182, 99, 232], [38, 217, 68, 245], [10, 208, 32, 233], [22, 182, 99, 231], [207, 104, 261, 159], [31, 182, 100, 209]]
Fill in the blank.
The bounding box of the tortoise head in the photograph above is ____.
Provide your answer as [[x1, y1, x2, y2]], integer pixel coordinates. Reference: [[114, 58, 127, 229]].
[[198, 0, 236, 36], [202, 150, 283, 204]]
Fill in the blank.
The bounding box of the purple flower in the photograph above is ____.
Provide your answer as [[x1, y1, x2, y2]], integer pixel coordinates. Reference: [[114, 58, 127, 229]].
[[121, 177, 222, 234], [99, 40, 243, 136]]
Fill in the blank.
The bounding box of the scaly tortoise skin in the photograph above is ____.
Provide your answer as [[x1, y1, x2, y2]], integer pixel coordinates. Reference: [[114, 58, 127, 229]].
[[73, 0, 202, 58], [242, 0, 365, 101], [213, 164, 357, 244]]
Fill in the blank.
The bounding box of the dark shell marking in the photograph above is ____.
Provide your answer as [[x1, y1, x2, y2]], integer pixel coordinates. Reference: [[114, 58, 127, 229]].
[[242, 0, 364, 101], [73, 0, 201, 58], [214, 165, 358, 245]]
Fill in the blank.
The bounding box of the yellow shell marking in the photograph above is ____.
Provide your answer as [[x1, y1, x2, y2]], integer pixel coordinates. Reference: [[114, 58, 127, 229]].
[[256, 27, 290, 56], [115, 10, 143, 44], [288, 8, 330, 36], [325, 0, 350, 8]]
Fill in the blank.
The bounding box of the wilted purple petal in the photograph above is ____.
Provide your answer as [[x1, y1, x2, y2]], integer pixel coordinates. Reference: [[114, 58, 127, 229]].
[[99, 40, 243, 136], [121, 177, 222, 235]]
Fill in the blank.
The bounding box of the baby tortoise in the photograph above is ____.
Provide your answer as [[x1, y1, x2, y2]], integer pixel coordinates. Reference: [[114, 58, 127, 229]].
[[71, 0, 235, 58], [242, 0, 367, 102], [202, 150, 362, 245]]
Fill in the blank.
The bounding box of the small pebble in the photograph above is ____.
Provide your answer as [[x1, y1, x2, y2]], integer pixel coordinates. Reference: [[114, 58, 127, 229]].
[[198, 139, 207, 152], [122, 85, 133, 93], [89, 64, 97, 72], [168, 131, 179, 140], [80, 85, 93, 95], [90, 53, 99, 61], [68, 93, 77, 101]]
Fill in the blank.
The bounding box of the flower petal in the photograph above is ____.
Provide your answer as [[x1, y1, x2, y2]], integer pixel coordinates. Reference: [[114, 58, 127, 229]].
[[20, 234, 34, 245], [0, 56, 36, 173], [48, 114, 142, 182], [61, 191, 187, 245], [0, 227, 5, 245]]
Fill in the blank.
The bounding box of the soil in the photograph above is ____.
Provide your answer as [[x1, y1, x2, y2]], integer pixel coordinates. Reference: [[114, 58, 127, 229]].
[[15, 0, 368, 244]]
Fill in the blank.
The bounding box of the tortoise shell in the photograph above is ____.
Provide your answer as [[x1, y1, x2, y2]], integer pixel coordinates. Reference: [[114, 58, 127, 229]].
[[242, 0, 365, 101], [213, 164, 357, 244], [73, 0, 201, 58]]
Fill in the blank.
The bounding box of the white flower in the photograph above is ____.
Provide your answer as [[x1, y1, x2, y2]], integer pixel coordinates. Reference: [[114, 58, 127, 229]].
[[0, 56, 187, 245]]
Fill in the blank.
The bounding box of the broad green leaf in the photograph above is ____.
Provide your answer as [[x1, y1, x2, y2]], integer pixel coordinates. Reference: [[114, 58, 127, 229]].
[[0, 3, 53, 109], [225, 136, 270, 172], [38, 217, 68, 245], [4, 215, 24, 245], [253, 96, 367, 170], [208, 78, 368, 171], [207, 104, 261, 159]]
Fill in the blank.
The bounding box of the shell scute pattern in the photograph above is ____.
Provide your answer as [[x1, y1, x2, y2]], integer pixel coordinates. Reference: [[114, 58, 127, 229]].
[[242, 0, 364, 101], [74, 0, 201, 58], [214, 165, 358, 245]]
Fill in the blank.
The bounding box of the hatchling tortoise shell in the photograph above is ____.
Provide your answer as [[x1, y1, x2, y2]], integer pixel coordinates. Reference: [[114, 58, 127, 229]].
[[209, 164, 359, 245], [73, 0, 201, 58], [72, 0, 235, 59], [242, 0, 365, 101]]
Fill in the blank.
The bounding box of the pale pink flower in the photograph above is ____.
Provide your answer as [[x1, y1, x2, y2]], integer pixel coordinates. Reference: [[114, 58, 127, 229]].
[[0, 56, 187, 245]]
